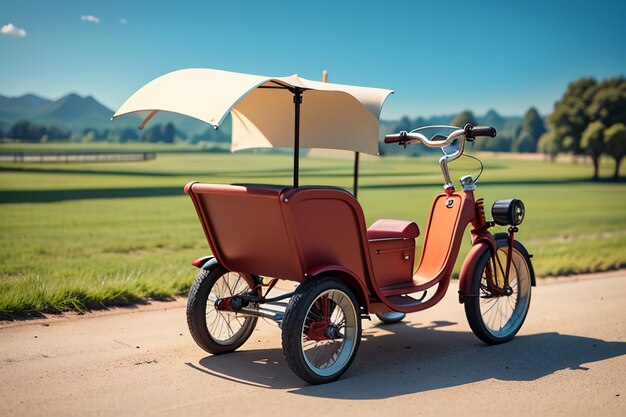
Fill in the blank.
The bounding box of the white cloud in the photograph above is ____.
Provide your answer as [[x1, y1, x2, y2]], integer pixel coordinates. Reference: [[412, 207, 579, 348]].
[[1, 23, 27, 37], [81, 15, 100, 24], [120, 18, 128, 25]]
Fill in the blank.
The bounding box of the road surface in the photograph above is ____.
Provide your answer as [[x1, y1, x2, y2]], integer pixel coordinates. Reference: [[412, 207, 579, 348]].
[[1, 271, 625, 417]]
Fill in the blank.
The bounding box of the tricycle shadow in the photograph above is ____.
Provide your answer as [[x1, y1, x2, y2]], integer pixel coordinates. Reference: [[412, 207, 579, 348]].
[[187, 320, 626, 399]]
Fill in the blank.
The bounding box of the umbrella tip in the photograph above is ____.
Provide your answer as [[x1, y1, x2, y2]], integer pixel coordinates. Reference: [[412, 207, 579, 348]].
[[322, 70, 328, 83]]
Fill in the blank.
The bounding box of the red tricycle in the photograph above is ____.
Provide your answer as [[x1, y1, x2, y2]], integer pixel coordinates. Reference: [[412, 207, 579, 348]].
[[114, 68, 535, 384]]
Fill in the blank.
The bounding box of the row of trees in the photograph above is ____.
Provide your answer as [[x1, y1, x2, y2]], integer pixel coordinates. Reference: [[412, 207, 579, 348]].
[[449, 108, 547, 153], [539, 77, 626, 179], [3, 120, 72, 142], [2, 119, 232, 146], [2, 119, 184, 144]]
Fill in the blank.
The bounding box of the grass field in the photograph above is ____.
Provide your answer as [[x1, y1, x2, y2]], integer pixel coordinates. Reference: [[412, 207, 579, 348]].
[[1, 146, 625, 318]]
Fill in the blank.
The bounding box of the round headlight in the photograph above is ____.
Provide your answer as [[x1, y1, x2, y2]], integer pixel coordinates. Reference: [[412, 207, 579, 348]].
[[492, 199, 525, 226]]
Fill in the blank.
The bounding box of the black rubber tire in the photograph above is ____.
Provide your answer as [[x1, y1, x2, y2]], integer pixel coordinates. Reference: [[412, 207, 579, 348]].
[[186, 265, 259, 355], [375, 312, 406, 324], [281, 276, 362, 384], [464, 240, 533, 345]]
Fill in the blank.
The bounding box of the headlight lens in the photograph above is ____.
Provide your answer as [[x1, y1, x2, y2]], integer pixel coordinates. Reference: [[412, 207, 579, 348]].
[[491, 199, 525, 226]]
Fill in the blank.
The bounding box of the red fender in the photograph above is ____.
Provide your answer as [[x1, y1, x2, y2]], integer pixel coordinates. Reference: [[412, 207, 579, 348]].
[[306, 265, 370, 313], [458, 242, 490, 303]]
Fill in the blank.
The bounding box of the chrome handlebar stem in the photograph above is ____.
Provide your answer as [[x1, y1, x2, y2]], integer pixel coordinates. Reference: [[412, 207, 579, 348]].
[[403, 129, 466, 190]]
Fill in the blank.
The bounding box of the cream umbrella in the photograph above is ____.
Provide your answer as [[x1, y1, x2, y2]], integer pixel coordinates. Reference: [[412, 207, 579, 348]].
[[113, 68, 393, 186]]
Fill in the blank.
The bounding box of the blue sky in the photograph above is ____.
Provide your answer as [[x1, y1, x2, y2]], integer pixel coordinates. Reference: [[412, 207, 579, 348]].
[[1, 0, 625, 119]]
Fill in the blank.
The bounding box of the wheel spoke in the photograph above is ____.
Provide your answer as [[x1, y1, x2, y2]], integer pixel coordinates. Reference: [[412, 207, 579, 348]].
[[233, 274, 242, 293]]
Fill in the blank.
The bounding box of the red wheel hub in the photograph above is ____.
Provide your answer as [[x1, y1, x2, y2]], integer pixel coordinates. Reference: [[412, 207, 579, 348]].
[[306, 295, 340, 341], [214, 297, 233, 311], [307, 321, 330, 341]]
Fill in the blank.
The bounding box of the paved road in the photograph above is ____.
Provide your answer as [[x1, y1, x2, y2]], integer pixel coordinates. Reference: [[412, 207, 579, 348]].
[[1, 271, 625, 417]]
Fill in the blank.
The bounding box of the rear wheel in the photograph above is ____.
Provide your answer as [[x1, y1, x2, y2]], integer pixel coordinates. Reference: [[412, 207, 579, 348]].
[[464, 240, 532, 344], [187, 265, 259, 354], [281, 276, 362, 384]]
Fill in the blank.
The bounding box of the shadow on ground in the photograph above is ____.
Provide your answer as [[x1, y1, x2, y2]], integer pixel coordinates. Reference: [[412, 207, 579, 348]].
[[187, 320, 626, 399]]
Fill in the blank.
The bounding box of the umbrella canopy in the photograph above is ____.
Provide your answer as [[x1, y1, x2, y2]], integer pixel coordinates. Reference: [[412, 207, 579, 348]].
[[113, 68, 393, 155]]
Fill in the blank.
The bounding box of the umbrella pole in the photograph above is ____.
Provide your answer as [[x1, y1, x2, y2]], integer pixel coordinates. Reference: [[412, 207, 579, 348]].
[[293, 88, 303, 187], [353, 152, 360, 198]]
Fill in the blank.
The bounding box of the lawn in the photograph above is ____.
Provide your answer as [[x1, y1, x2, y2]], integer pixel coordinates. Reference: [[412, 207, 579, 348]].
[[1, 147, 625, 318]]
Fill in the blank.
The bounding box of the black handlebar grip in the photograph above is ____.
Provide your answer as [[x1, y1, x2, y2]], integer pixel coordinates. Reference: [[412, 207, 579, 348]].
[[465, 125, 497, 139]]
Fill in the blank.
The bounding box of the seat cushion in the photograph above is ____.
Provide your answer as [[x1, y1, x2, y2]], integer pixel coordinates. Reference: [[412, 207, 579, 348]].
[[367, 219, 419, 240]]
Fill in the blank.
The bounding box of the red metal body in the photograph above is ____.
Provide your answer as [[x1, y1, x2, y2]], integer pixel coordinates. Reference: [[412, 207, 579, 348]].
[[185, 181, 493, 314]]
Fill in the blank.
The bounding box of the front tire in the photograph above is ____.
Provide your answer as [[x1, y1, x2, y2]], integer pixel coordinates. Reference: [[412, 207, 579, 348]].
[[464, 240, 533, 344], [187, 265, 259, 354], [281, 276, 362, 384]]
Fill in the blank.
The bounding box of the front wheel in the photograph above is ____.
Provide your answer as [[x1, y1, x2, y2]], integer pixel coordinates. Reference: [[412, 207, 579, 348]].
[[464, 240, 533, 344], [281, 276, 362, 384]]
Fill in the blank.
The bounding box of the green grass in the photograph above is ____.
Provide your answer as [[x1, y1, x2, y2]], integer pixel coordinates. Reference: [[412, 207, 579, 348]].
[[1, 148, 625, 318]]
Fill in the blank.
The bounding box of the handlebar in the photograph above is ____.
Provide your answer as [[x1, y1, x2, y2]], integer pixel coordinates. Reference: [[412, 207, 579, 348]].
[[384, 129, 466, 148], [383, 124, 497, 190], [384, 124, 497, 146]]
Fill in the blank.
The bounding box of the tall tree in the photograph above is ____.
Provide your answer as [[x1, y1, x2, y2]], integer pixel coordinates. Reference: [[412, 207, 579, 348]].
[[450, 110, 477, 128], [512, 131, 536, 153], [604, 123, 626, 179], [588, 76, 626, 128], [47, 125, 72, 140], [395, 116, 413, 132], [537, 131, 559, 162], [162, 122, 176, 144], [141, 124, 162, 142], [141, 122, 177, 143], [548, 76, 626, 178], [550, 77, 598, 154], [120, 128, 139, 142], [520, 107, 546, 142], [580, 121, 606, 179], [8, 119, 47, 142]]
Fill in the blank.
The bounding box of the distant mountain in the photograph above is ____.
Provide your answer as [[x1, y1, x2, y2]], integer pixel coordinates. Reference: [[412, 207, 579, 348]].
[[0, 94, 53, 125], [30, 94, 116, 131], [0, 92, 219, 135], [0, 92, 139, 132]]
